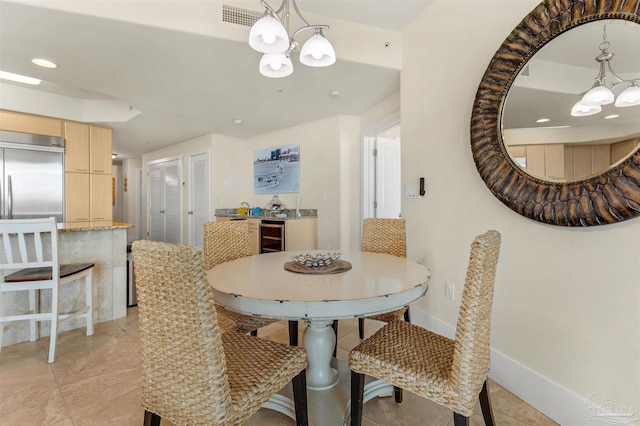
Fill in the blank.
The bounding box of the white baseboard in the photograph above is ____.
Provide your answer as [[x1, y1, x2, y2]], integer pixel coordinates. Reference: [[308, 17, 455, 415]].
[[410, 307, 633, 426]]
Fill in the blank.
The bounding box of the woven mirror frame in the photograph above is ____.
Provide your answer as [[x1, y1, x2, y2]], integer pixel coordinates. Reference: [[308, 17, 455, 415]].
[[470, 0, 640, 226]]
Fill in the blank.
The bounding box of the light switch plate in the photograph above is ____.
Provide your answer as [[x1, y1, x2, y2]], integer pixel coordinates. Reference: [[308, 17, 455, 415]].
[[405, 184, 420, 199]]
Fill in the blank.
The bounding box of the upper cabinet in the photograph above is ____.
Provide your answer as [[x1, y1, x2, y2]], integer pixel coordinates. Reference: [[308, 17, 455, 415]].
[[89, 126, 112, 174], [65, 122, 112, 174], [0, 110, 62, 137], [64, 121, 90, 172]]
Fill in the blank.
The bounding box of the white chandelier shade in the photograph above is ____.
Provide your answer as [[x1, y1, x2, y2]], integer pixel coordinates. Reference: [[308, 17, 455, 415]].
[[580, 85, 615, 106], [249, 14, 289, 54], [299, 30, 336, 67], [248, 0, 335, 78], [614, 83, 640, 107], [259, 52, 293, 78], [570, 101, 602, 117], [570, 25, 640, 116]]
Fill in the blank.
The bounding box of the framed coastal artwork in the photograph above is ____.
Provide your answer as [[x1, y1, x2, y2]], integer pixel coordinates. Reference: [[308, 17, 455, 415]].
[[253, 143, 300, 194]]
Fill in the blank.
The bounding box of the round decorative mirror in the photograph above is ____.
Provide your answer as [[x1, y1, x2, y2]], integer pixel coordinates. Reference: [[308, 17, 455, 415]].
[[471, 0, 640, 226]]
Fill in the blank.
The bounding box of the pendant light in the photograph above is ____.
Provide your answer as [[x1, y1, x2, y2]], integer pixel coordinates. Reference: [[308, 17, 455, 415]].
[[571, 24, 640, 116], [248, 0, 335, 78]]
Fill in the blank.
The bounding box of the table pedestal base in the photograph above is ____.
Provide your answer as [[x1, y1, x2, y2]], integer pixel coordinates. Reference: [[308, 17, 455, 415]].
[[304, 319, 339, 390], [263, 358, 394, 426]]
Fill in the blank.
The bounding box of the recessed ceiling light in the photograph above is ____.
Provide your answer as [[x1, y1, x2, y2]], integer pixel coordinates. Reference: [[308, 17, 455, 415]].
[[604, 114, 620, 119], [0, 70, 41, 85], [536, 118, 550, 123], [232, 119, 243, 125], [32, 58, 57, 68], [329, 90, 341, 98]]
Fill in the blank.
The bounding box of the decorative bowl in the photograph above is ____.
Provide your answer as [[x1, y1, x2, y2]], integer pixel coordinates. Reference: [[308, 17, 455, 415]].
[[291, 252, 341, 268]]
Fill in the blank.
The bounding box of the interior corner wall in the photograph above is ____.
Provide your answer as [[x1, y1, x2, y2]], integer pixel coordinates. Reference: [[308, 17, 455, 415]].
[[243, 116, 351, 250], [402, 0, 639, 423], [338, 115, 361, 251]]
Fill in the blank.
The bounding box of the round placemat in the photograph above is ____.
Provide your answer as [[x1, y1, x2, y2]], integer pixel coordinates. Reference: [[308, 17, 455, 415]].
[[284, 260, 352, 275]]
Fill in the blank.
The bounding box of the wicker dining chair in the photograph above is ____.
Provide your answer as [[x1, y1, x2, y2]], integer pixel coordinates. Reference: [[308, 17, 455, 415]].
[[349, 230, 501, 426], [132, 240, 309, 426], [358, 218, 410, 338], [203, 221, 282, 337]]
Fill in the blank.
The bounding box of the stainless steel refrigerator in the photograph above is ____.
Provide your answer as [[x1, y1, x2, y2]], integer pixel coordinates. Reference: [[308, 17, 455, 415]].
[[0, 130, 65, 221]]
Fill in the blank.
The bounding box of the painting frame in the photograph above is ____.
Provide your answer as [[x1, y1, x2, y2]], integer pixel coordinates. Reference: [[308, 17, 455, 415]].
[[253, 143, 300, 194]]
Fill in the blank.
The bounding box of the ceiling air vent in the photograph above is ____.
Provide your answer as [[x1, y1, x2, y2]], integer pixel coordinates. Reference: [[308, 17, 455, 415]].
[[222, 4, 262, 27]]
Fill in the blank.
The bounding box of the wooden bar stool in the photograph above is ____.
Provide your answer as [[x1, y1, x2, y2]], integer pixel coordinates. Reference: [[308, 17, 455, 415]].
[[0, 217, 94, 363]]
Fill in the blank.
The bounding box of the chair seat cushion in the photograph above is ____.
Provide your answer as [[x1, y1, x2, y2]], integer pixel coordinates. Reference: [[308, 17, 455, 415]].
[[215, 304, 279, 334], [349, 320, 457, 399], [4, 263, 94, 282], [366, 306, 408, 323], [222, 331, 307, 424]]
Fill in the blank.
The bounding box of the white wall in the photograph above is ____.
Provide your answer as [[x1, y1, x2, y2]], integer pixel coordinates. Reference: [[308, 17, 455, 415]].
[[403, 1, 639, 423], [141, 115, 360, 250], [237, 115, 360, 250]]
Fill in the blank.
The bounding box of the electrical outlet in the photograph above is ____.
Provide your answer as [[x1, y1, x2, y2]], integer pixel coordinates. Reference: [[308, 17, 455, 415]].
[[445, 281, 455, 301]]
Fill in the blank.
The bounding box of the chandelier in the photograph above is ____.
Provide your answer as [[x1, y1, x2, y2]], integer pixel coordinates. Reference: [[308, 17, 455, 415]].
[[248, 0, 336, 78], [571, 25, 640, 116]]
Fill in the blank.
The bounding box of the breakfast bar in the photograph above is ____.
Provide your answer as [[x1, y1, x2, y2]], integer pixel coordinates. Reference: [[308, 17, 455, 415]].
[[0, 221, 132, 347]]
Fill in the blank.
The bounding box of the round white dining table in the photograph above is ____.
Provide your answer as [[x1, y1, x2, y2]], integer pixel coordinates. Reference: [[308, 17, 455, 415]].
[[207, 250, 431, 392]]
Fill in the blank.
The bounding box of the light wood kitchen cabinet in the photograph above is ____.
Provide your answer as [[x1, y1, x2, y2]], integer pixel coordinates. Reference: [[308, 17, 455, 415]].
[[247, 219, 260, 255], [215, 216, 317, 254], [90, 126, 112, 174], [0, 110, 62, 137], [64, 123, 111, 174], [90, 174, 113, 221], [285, 218, 318, 251], [64, 121, 90, 172], [64, 122, 113, 222], [65, 173, 90, 222]]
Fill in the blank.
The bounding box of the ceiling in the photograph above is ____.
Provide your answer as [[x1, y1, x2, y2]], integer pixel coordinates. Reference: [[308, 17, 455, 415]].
[[0, 0, 433, 161], [2, 1, 637, 161]]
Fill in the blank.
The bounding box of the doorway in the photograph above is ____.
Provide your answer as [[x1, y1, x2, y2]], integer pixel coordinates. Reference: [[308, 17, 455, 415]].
[[363, 120, 401, 220], [147, 157, 181, 244], [187, 151, 210, 249]]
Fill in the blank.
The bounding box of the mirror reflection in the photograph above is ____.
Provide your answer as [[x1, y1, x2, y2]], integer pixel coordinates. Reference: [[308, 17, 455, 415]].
[[502, 20, 640, 182]]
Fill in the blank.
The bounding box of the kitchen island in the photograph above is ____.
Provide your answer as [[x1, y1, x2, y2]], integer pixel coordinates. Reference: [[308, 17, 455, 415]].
[[1, 221, 132, 348]]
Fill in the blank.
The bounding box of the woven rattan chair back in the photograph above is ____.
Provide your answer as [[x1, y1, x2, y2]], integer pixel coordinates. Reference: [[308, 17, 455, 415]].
[[450, 230, 501, 413], [203, 221, 253, 270], [357, 218, 409, 340], [132, 240, 232, 424], [361, 218, 406, 258]]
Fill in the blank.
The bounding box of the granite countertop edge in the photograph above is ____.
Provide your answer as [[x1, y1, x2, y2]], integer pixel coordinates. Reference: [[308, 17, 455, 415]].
[[215, 208, 317, 220], [59, 221, 133, 232]]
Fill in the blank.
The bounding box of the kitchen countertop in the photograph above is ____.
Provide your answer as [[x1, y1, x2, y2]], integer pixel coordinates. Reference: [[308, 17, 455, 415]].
[[58, 221, 133, 232], [215, 208, 317, 219]]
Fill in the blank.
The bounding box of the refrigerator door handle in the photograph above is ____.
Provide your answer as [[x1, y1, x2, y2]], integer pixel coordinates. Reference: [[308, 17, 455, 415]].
[[7, 174, 12, 219]]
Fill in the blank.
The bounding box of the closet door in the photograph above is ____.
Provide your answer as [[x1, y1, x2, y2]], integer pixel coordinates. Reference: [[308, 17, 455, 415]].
[[187, 152, 210, 248], [147, 159, 181, 244]]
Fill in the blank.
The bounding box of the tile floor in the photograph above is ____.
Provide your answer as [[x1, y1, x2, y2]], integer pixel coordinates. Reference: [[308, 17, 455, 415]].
[[0, 307, 558, 426]]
